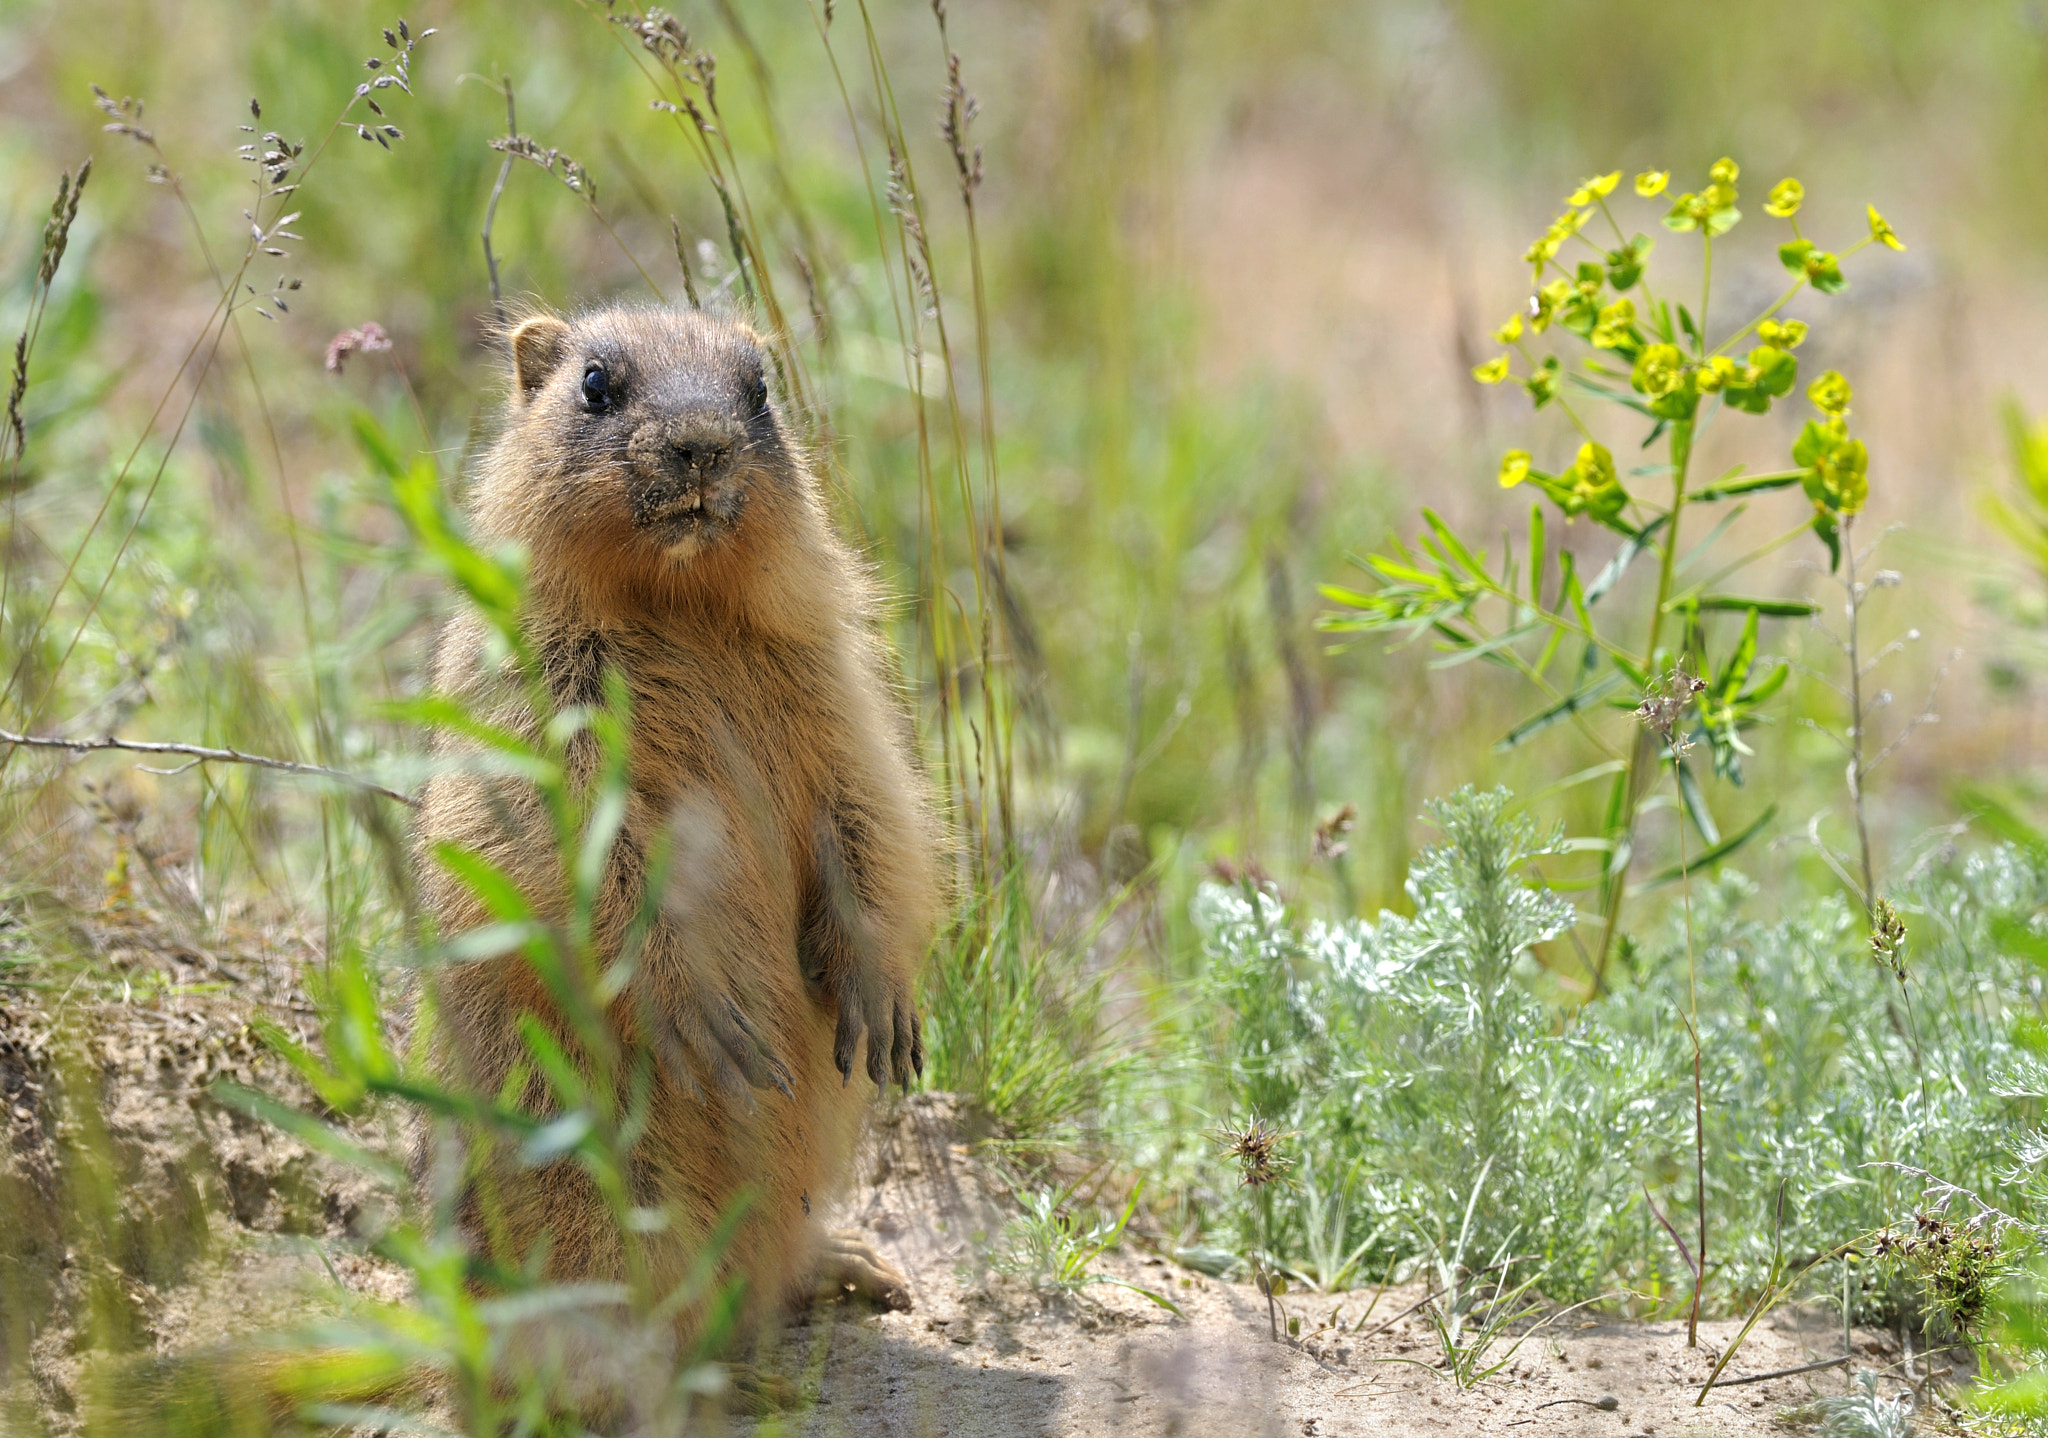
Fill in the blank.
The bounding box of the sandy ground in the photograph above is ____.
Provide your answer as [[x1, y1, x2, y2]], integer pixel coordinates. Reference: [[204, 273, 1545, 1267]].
[[766, 1095, 1934, 1438]]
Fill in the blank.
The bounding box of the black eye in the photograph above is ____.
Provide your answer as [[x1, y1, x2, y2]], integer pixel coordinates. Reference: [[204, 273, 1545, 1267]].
[[582, 364, 611, 411], [747, 373, 768, 415]]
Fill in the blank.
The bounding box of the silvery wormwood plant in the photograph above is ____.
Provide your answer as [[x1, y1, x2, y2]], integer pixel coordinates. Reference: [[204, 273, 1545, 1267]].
[[1321, 158, 1906, 984]]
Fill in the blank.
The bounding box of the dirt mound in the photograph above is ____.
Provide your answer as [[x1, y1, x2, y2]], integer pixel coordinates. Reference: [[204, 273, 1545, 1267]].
[[0, 908, 401, 1433]]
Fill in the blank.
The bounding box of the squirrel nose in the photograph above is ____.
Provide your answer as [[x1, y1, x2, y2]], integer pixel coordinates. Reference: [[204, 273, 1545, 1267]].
[[672, 436, 731, 473], [632, 417, 737, 481]]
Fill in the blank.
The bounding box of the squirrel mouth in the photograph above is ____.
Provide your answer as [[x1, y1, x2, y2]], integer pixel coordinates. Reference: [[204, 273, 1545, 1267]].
[[638, 483, 720, 528], [641, 489, 707, 523], [632, 474, 738, 545]]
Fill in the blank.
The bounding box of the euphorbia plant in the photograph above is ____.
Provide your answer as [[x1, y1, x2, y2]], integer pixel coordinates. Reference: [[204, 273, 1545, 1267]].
[[1322, 158, 1905, 983]]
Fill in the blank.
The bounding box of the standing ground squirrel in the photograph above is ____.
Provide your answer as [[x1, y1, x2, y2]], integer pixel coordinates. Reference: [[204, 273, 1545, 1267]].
[[417, 304, 943, 1346]]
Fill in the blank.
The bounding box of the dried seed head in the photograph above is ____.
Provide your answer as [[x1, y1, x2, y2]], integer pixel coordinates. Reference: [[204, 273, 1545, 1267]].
[[490, 134, 595, 202], [1634, 666, 1707, 750], [614, 8, 691, 66], [9, 160, 91, 464], [1212, 1115, 1294, 1189], [941, 51, 984, 198]]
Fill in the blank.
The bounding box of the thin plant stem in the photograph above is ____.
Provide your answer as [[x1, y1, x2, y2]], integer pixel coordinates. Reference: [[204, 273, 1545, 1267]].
[[1594, 420, 1693, 986], [1709, 277, 1807, 359], [0, 727, 414, 806], [1698, 235, 1712, 357], [1842, 513, 1875, 915], [482, 77, 517, 327], [1673, 749, 1706, 1347]]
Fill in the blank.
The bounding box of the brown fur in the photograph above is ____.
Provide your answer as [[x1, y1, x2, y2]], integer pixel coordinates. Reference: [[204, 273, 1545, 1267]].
[[416, 304, 942, 1337]]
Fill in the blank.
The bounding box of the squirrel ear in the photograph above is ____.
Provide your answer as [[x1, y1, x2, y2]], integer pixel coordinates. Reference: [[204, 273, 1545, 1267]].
[[508, 315, 571, 398]]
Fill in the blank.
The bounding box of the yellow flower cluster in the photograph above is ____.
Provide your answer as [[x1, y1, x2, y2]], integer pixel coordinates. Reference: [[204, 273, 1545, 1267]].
[[1664, 157, 1741, 236], [1467, 155, 1908, 570], [1795, 370, 1867, 515]]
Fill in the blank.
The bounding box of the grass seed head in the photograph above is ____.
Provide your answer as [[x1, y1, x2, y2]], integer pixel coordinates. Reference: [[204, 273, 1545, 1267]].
[[1870, 897, 1908, 984]]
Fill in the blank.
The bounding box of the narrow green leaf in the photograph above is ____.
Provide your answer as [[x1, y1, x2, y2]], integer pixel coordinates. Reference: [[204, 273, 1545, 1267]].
[[575, 784, 630, 910], [521, 1111, 594, 1165], [1422, 509, 1487, 578], [433, 843, 538, 924], [1714, 607, 1760, 702], [1532, 622, 1564, 681], [1694, 470, 1804, 502], [1586, 516, 1668, 605], [1739, 660, 1790, 705], [213, 1082, 407, 1186], [1559, 551, 1593, 634], [517, 1014, 590, 1108], [349, 409, 407, 481], [1528, 759, 1629, 804], [1636, 805, 1777, 888], [1083, 1275, 1186, 1317], [439, 920, 548, 965], [1675, 757, 1721, 846], [1686, 595, 1817, 618], [247, 1017, 362, 1112], [1496, 670, 1625, 750], [384, 696, 549, 767], [1430, 623, 1541, 670], [1957, 786, 2048, 856]]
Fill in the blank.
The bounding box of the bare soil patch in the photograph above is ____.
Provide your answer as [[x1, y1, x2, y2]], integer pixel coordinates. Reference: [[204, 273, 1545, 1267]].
[[782, 1095, 1927, 1438]]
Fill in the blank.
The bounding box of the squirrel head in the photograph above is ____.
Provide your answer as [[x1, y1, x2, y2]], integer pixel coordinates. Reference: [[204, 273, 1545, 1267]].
[[481, 306, 800, 595]]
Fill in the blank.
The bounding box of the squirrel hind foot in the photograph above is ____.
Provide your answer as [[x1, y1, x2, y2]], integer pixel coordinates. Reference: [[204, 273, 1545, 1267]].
[[813, 1229, 913, 1312]]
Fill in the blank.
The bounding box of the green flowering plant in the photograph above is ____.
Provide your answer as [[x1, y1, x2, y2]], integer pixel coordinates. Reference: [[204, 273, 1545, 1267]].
[[1322, 158, 1906, 982]]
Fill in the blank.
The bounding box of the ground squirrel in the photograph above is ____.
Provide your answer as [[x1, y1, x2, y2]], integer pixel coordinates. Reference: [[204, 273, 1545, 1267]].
[[416, 304, 942, 1350]]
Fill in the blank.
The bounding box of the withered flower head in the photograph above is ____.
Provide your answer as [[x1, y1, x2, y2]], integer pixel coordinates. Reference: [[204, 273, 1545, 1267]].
[[1213, 1115, 1295, 1190], [1634, 666, 1707, 749]]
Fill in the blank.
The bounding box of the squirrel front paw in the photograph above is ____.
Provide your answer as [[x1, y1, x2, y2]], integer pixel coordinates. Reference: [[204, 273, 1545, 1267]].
[[654, 989, 794, 1104], [827, 967, 921, 1093]]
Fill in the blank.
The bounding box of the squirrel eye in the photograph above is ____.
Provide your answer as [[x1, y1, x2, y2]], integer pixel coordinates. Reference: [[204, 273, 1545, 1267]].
[[747, 373, 768, 414], [582, 364, 611, 410]]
